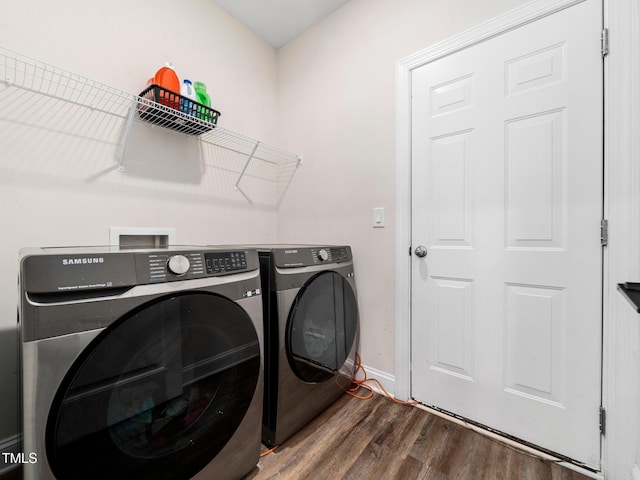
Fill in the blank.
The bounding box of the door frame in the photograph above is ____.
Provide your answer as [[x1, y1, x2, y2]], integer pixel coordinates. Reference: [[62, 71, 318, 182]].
[[395, 0, 640, 477]]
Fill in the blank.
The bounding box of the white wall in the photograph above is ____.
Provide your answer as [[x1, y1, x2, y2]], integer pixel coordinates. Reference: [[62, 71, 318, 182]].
[[276, 0, 529, 380], [0, 0, 278, 454]]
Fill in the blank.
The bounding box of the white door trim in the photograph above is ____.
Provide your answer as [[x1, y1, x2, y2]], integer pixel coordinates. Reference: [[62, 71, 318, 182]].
[[397, 1, 640, 478], [601, 2, 640, 480]]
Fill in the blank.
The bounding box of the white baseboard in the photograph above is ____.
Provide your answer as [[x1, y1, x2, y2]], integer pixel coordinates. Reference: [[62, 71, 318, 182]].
[[359, 364, 396, 398], [631, 464, 640, 480], [0, 434, 20, 474]]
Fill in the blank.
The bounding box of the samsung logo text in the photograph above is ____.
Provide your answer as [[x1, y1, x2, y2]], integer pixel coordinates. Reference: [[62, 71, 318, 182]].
[[62, 258, 105, 266]]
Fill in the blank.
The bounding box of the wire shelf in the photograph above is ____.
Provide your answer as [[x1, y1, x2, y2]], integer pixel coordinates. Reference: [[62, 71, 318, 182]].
[[0, 46, 302, 206]]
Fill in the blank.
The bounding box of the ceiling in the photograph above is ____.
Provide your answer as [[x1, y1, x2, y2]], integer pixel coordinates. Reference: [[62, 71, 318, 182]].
[[210, 0, 352, 49]]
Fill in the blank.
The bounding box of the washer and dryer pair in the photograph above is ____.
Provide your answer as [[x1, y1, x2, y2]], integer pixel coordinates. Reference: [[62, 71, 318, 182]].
[[18, 244, 358, 480]]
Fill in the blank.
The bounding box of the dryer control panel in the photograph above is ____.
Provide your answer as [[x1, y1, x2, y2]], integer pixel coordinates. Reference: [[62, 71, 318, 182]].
[[310, 246, 350, 265], [273, 246, 352, 268]]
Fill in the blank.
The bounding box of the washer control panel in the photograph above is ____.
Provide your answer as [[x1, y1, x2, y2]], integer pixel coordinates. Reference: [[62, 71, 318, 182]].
[[137, 250, 253, 283], [145, 252, 205, 282], [205, 251, 247, 274], [20, 247, 259, 295]]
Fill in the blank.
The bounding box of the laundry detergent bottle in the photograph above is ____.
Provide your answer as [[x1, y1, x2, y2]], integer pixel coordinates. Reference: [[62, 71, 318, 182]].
[[180, 79, 198, 115], [193, 81, 211, 121], [153, 62, 180, 109]]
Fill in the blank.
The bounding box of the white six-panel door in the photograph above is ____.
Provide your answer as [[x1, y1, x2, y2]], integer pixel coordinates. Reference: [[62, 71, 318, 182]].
[[410, 0, 603, 468]]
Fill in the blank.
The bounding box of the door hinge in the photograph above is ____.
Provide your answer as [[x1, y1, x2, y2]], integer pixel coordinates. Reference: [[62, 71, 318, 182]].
[[599, 407, 606, 435], [601, 219, 608, 246], [601, 28, 609, 57]]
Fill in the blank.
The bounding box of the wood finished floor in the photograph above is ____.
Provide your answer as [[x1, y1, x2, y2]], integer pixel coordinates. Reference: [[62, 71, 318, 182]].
[[0, 393, 594, 480], [245, 392, 593, 480]]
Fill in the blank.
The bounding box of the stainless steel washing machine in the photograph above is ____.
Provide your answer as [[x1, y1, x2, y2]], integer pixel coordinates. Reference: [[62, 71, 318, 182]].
[[257, 245, 359, 447], [19, 246, 263, 480]]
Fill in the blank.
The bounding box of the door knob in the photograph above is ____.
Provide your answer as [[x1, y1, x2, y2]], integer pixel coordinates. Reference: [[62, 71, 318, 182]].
[[414, 245, 428, 258]]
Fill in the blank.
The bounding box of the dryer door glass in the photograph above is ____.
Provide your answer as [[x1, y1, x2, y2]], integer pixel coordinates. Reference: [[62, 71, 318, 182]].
[[286, 271, 358, 382], [46, 292, 260, 480]]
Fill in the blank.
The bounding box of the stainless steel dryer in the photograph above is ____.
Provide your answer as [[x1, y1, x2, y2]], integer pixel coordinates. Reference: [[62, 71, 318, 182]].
[[258, 245, 359, 447], [19, 246, 263, 480]]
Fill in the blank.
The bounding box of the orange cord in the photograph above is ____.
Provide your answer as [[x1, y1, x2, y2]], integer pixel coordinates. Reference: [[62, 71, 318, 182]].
[[336, 352, 419, 406], [260, 445, 278, 457]]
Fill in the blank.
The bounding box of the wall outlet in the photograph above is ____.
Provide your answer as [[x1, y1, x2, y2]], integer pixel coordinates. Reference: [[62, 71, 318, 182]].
[[373, 207, 385, 228]]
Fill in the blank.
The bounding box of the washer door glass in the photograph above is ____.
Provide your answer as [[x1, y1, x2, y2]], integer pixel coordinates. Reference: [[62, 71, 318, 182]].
[[46, 292, 260, 480], [286, 271, 358, 382]]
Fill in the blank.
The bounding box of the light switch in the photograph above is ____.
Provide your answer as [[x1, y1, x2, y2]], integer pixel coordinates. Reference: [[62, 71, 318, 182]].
[[373, 207, 385, 228]]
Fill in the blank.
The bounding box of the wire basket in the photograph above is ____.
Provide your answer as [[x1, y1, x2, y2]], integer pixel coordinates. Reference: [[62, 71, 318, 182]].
[[137, 84, 221, 136]]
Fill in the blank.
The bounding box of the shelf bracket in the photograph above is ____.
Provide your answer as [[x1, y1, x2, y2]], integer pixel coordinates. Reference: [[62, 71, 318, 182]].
[[275, 154, 303, 207], [235, 141, 260, 192], [116, 101, 138, 172]]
